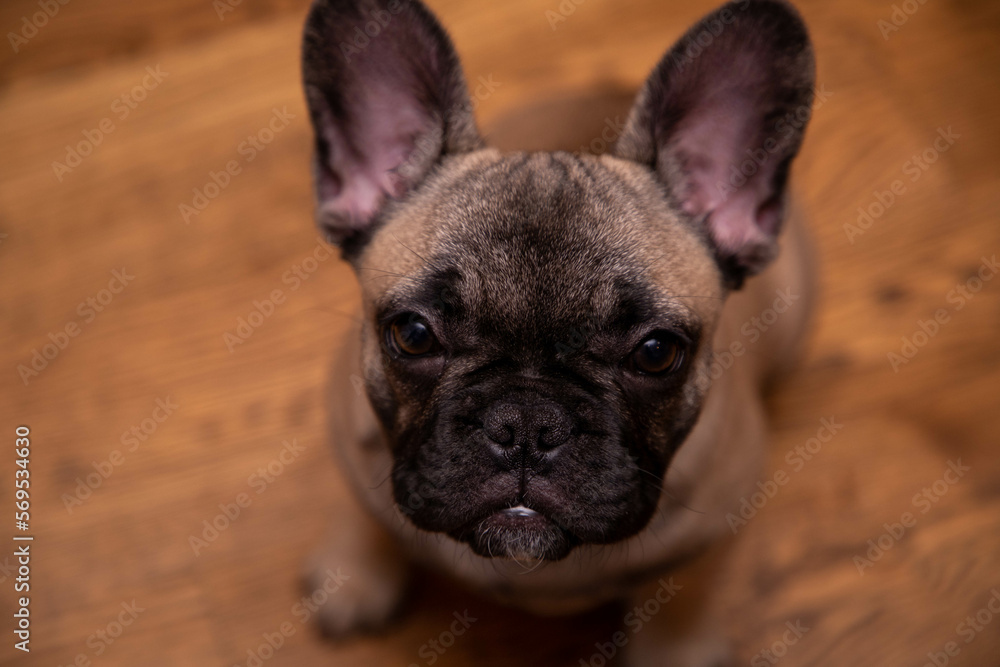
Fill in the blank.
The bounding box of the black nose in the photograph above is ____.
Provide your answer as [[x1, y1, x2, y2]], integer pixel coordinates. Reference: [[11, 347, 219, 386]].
[[482, 400, 573, 457]]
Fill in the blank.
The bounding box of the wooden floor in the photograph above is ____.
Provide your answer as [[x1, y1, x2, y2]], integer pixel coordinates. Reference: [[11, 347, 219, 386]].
[[1, 0, 999, 665]]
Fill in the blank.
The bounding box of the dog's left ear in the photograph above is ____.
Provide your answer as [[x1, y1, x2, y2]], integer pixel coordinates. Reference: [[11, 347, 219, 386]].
[[301, 0, 482, 254], [615, 0, 815, 287]]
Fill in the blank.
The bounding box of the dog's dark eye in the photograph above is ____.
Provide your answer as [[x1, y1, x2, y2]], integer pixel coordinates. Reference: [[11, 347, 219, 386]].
[[630, 334, 683, 375], [388, 314, 439, 357]]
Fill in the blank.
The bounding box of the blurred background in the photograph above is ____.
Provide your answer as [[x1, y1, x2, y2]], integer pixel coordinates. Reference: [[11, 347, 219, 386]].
[[1, 0, 999, 664]]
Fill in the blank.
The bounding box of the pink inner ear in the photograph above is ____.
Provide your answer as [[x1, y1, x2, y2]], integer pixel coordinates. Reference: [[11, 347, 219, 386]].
[[669, 86, 780, 256], [675, 99, 748, 216], [318, 82, 438, 230], [706, 188, 774, 257]]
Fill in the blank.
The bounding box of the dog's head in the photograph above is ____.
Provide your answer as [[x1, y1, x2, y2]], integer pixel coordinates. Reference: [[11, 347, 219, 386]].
[[302, 0, 814, 560]]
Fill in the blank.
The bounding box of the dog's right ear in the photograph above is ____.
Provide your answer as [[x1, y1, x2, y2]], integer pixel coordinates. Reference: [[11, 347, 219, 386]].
[[302, 0, 482, 254]]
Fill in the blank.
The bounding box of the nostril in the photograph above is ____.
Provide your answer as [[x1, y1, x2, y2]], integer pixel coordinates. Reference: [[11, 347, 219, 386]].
[[483, 404, 522, 447], [533, 402, 572, 450], [480, 400, 574, 453], [486, 424, 514, 445], [537, 420, 570, 450]]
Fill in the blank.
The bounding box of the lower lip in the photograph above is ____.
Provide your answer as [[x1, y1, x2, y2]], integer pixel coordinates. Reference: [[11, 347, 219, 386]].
[[502, 504, 540, 518], [489, 505, 548, 533], [465, 504, 571, 560]]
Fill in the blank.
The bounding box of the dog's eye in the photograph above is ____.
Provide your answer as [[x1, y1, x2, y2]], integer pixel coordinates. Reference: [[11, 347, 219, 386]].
[[630, 334, 683, 375], [388, 314, 439, 357]]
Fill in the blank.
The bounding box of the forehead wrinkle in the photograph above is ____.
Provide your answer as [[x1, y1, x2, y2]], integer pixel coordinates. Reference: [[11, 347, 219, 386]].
[[356, 149, 504, 307], [438, 153, 683, 336], [459, 157, 591, 296], [369, 149, 718, 344], [376, 265, 438, 313]]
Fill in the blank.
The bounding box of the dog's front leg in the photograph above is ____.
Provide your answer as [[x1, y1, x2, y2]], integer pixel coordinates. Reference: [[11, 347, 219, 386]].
[[301, 493, 410, 638], [623, 545, 735, 667]]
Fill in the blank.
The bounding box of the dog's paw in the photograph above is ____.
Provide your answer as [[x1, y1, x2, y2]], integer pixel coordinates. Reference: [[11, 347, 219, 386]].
[[301, 537, 409, 638]]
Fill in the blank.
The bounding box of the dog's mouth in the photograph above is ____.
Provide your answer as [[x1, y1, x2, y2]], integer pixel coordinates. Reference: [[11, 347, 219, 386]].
[[452, 504, 577, 562]]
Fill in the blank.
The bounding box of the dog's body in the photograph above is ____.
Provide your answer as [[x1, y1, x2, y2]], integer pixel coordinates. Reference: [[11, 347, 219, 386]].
[[301, 0, 816, 662]]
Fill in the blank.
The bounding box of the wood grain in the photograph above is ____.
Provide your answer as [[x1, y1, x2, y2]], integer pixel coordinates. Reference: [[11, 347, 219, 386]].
[[0, 0, 998, 665]]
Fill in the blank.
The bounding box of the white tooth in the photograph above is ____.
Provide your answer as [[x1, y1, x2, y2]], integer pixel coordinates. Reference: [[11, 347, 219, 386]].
[[507, 505, 537, 517]]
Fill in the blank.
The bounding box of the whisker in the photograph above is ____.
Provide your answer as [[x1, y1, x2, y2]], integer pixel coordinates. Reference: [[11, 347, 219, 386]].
[[660, 466, 706, 515], [390, 233, 435, 270], [661, 295, 725, 300], [636, 466, 705, 516], [356, 266, 408, 278]]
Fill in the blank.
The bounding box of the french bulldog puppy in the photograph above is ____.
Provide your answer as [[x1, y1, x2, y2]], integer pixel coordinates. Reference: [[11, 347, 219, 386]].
[[301, 0, 816, 664]]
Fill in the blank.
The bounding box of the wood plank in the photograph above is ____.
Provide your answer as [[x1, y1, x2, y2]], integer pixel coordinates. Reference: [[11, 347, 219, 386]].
[[1, 0, 998, 665]]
